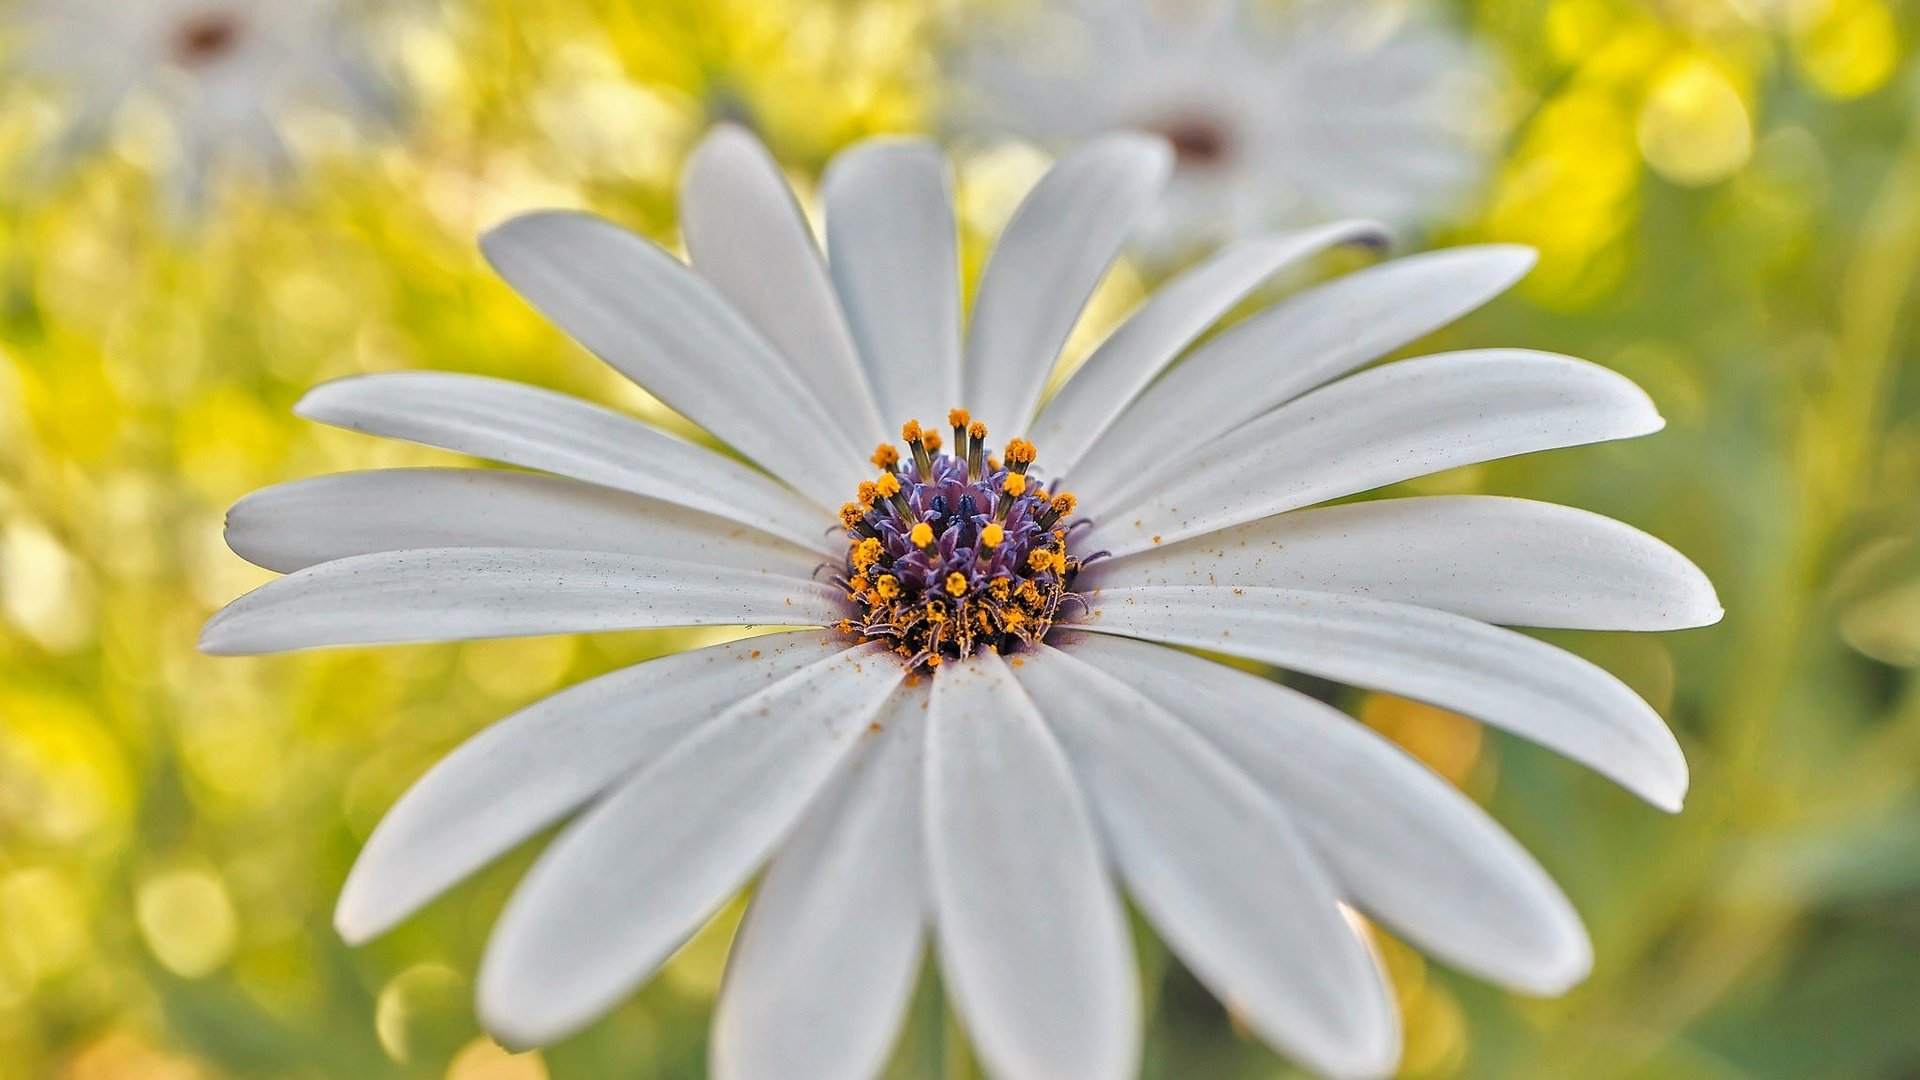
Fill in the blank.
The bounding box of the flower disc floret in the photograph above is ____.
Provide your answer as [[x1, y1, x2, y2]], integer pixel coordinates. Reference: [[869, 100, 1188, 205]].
[[837, 415, 1088, 668]]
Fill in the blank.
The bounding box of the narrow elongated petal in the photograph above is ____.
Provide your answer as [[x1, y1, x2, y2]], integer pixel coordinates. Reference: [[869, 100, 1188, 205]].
[[924, 653, 1137, 1080], [682, 126, 886, 450], [226, 468, 825, 579], [1028, 220, 1391, 472], [1063, 633, 1593, 995], [198, 547, 844, 655], [1087, 350, 1664, 557], [713, 696, 925, 1080], [295, 372, 830, 552], [962, 134, 1172, 436], [823, 138, 963, 426], [478, 644, 905, 1047], [1076, 586, 1688, 810], [1073, 246, 1536, 507], [481, 210, 865, 507], [335, 631, 848, 943], [1083, 495, 1721, 631], [1017, 646, 1401, 1080]]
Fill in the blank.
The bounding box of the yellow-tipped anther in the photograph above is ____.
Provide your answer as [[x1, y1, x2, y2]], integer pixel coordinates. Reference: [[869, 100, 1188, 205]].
[[901, 420, 923, 443], [875, 574, 901, 599], [840, 503, 865, 529], [989, 577, 1012, 601], [968, 421, 988, 441], [948, 408, 971, 428], [1028, 549, 1059, 573], [1003, 473, 1028, 497], [921, 430, 942, 452], [1051, 493, 1077, 515], [853, 536, 883, 569], [875, 472, 901, 498], [850, 574, 870, 593], [1005, 438, 1037, 467], [910, 521, 935, 548], [980, 523, 1005, 549], [857, 481, 880, 505], [945, 572, 969, 597], [871, 444, 899, 470]]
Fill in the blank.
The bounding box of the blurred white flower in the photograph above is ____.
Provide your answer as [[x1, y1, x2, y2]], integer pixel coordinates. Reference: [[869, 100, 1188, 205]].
[[948, 0, 1505, 255], [5, 0, 406, 209], [204, 127, 1717, 1080]]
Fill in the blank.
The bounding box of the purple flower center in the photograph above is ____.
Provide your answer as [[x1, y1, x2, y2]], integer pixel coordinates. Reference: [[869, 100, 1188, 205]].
[[836, 411, 1091, 670]]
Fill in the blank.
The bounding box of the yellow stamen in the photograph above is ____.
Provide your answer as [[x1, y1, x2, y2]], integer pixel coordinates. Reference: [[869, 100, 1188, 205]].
[[1005, 438, 1037, 468], [980, 522, 1005, 549], [921, 430, 942, 453], [1028, 549, 1059, 573], [871, 444, 899, 470], [910, 521, 935, 548], [874, 472, 901, 498], [968, 421, 988, 441], [840, 503, 865, 529], [948, 408, 971, 429], [901, 420, 923, 443], [852, 537, 883, 569], [1003, 473, 1028, 497], [875, 574, 901, 599], [1051, 493, 1077, 515], [945, 572, 969, 597]]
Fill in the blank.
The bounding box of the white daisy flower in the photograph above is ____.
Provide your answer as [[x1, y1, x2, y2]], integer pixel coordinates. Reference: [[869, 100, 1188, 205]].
[[5, 0, 404, 208], [202, 127, 1719, 1080], [947, 0, 1503, 253]]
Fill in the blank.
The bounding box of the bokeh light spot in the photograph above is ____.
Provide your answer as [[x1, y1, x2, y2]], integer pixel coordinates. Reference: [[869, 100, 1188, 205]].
[[1638, 55, 1753, 186], [135, 867, 240, 977]]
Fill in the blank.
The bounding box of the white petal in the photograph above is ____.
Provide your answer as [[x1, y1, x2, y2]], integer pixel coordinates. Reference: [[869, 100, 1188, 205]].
[[481, 210, 865, 507], [713, 695, 925, 1080], [1016, 646, 1401, 1080], [226, 468, 825, 579], [924, 652, 1137, 1080], [1086, 350, 1664, 557], [961, 133, 1172, 437], [682, 126, 886, 451], [335, 631, 848, 943], [198, 547, 843, 655], [822, 137, 963, 427], [1062, 632, 1593, 995], [1069, 246, 1536, 508], [295, 372, 831, 552], [1075, 586, 1688, 810], [1083, 495, 1721, 631], [1028, 220, 1391, 473], [478, 644, 905, 1047]]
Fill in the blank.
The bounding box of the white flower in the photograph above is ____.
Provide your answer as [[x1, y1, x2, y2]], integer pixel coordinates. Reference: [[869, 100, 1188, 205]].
[[202, 126, 1719, 1080], [6, 0, 404, 208], [947, 0, 1503, 253]]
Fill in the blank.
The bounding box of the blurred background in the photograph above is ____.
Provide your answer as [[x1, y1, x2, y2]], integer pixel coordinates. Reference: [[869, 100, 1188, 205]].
[[2, 0, 1918, 1077]]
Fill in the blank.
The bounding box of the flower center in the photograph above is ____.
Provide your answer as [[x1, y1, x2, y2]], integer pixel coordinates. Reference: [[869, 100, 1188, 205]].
[[171, 10, 247, 68], [1153, 112, 1234, 169], [836, 410, 1089, 670]]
